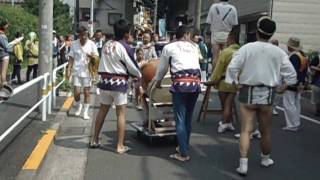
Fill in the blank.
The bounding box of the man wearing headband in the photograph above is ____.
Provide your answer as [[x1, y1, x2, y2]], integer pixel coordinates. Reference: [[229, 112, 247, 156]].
[[206, 0, 238, 68], [225, 16, 297, 176], [66, 26, 99, 120]]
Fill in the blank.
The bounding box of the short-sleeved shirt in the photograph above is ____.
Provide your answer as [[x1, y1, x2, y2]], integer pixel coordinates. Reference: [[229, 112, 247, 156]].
[[206, 2, 238, 34], [68, 39, 99, 77]]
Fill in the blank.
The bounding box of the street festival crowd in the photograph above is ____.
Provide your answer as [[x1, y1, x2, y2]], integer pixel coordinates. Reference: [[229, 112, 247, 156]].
[[0, 0, 320, 176]]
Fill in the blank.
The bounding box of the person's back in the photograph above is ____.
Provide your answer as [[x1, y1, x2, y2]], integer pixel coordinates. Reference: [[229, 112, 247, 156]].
[[230, 41, 293, 87], [99, 40, 139, 77], [206, 1, 238, 34]]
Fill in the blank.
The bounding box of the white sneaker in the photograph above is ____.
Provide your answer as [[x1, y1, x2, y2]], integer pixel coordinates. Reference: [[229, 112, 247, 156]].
[[83, 111, 90, 120], [218, 122, 235, 133], [96, 88, 100, 95], [234, 133, 240, 139], [75, 104, 83, 116], [236, 158, 248, 176], [218, 121, 228, 133], [272, 109, 279, 115], [226, 123, 235, 131], [83, 104, 90, 120], [251, 129, 261, 139], [261, 154, 274, 167]]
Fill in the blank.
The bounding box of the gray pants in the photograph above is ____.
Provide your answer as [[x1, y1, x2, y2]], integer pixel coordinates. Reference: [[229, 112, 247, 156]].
[[283, 90, 301, 128]]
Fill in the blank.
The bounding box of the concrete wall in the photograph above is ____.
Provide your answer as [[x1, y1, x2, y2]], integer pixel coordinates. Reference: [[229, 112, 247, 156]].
[[272, 0, 320, 51]]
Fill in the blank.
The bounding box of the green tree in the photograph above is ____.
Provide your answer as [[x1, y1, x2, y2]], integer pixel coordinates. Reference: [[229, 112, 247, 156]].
[[0, 5, 38, 41], [22, 0, 73, 35]]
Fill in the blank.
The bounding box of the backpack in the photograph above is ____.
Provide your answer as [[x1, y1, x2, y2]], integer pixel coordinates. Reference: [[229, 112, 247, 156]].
[[295, 52, 309, 72]]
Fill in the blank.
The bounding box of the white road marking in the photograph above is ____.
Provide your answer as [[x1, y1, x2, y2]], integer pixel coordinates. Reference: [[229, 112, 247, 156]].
[[276, 106, 320, 125]]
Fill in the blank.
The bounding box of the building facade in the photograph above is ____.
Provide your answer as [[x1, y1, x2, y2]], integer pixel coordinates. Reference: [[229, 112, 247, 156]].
[[188, 0, 320, 51], [272, 0, 320, 51], [78, 0, 134, 34]]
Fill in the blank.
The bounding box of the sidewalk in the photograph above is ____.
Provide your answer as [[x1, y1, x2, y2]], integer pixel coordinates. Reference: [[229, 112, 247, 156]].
[[23, 92, 320, 180]]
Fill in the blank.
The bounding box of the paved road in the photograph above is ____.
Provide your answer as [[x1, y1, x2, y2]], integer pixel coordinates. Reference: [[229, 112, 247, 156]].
[[0, 80, 65, 180], [84, 92, 320, 180]]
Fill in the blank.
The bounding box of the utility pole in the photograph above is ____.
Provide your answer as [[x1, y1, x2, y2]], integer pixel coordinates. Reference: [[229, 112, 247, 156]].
[[90, 0, 94, 37], [38, 0, 53, 108], [153, 0, 158, 33], [195, 0, 202, 31]]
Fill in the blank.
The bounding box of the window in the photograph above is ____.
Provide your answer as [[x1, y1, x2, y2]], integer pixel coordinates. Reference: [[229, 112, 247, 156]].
[[108, 13, 122, 25]]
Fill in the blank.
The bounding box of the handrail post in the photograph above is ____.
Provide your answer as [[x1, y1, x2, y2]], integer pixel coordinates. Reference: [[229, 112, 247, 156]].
[[42, 73, 49, 121], [52, 69, 57, 109], [48, 74, 53, 115]]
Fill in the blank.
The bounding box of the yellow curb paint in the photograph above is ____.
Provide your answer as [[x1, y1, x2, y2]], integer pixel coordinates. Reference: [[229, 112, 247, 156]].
[[61, 97, 74, 112], [22, 130, 57, 170]]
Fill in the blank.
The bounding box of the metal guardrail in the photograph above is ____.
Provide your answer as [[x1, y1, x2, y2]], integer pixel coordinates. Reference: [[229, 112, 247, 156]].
[[0, 72, 50, 143], [0, 63, 69, 143], [51, 62, 68, 112]]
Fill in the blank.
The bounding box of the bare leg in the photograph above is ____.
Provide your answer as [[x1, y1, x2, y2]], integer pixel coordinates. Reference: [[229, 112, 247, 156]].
[[74, 86, 81, 102], [134, 87, 140, 106], [224, 93, 236, 123], [116, 105, 127, 151], [84, 87, 91, 104], [92, 104, 110, 142], [239, 104, 256, 158], [218, 92, 227, 110], [257, 106, 272, 155], [1, 58, 9, 85]]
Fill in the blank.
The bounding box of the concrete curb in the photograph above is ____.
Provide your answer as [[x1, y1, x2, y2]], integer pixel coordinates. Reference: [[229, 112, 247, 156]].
[[16, 102, 69, 180]]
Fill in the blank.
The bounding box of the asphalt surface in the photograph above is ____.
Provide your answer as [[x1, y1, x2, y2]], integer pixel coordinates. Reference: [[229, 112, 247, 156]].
[[85, 92, 320, 180], [0, 86, 319, 180], [0, 80, 65, 180]]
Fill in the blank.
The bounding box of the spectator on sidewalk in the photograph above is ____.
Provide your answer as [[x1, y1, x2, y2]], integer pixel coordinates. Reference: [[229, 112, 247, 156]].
[[90, 19, 141, 154], [0, 18, 23, 89], [57, 35, 68, 66], [225, 17, 297, 175], [207, 29, 239, 134], [93, 29, 104, 58], [134, 48, 147, 110], [66, 26, 99, 120], [283, 37, 308, 132], [309, 53, 320, 116], [141, 32, 158, 60], [155, 25, 201, 162], [11, 32, 24, 84], [52, 30, 59, 68], [25, 32, 39, 81], [206, 0, 238, 68]]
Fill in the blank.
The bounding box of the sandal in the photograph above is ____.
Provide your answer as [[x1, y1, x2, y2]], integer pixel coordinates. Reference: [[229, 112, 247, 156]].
[[116, 146, 131, 154], [89, 140, 101, 149], [169, 153, 190, 162]]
